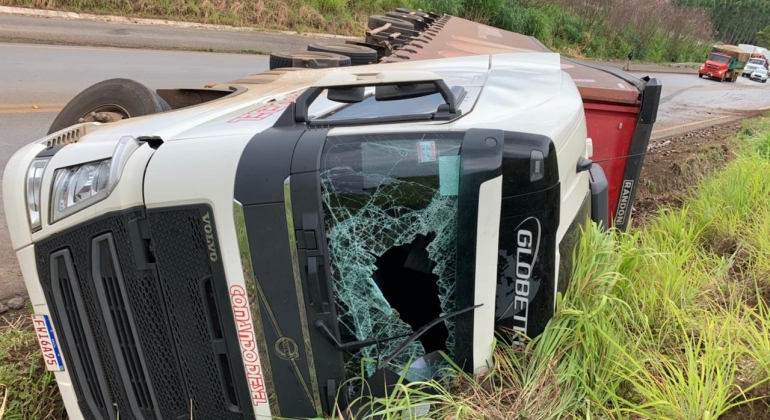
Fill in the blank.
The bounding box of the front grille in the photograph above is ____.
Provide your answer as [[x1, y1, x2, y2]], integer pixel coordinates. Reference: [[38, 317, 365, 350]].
[[147, 208, 245, 419], [91, 234, 155, 417], [51, 250, 113, 420], [35, 207, 250, 420]]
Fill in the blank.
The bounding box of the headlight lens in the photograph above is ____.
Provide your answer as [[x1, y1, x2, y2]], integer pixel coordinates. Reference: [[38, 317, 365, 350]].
[[26, 158, 50, 231], [50, 136, 141, 223], [51, 160, 112, 221]]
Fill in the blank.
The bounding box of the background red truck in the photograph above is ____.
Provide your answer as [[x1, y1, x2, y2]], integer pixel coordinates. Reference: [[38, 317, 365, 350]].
[[699, 45, 750, 82]]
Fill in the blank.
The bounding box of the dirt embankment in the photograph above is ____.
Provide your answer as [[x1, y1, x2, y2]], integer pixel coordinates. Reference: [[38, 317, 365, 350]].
[[633, 121, 743, 225]]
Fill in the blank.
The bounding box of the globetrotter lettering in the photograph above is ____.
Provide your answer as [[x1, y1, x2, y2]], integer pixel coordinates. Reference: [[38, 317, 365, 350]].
[[510, 217, 541, 345], [202, 212, 218, 262], [614, 180, 635, 226], [230, 285, 268, 406]]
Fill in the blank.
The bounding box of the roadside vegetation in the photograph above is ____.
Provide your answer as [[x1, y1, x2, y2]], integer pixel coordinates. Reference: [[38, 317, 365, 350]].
[[346, 115, 770, 419], [0, 309, 65, 420], [0, 0, 746, 62], [1, 115, 769, 419]]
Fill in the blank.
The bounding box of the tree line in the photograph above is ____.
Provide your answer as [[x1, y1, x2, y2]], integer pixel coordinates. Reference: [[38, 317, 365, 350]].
[[676, 0, 770, 46]]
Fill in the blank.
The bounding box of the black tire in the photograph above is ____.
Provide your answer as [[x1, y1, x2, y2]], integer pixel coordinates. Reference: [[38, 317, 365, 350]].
[[698, 74, 703, 78], [269, 51, 351, 70], [385, 12, 427, 30], [307, 42, 378, 66], [48, 78, 170, 135], [367, 15, 415, 31]]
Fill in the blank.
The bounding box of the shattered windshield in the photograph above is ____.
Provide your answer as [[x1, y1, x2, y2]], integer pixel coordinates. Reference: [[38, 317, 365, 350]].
[[319, 133, 464, 379]]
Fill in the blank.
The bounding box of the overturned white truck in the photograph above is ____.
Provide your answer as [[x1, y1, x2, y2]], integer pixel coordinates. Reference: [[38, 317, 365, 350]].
[[3, 10, 660, 420]]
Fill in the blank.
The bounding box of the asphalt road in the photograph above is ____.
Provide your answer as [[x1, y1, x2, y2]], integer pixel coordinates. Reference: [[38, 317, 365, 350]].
[[642, 71, 770, 136], [0, 42, 270, 300], [1, 41, 770, 301], [0, 13, 319, 53]]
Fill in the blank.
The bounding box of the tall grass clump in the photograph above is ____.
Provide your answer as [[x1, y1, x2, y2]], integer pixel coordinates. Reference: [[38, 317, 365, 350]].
[[345, 114, 770, 419]]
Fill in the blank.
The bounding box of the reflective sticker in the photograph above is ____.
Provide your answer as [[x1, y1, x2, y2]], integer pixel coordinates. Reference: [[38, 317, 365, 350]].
[[32, 314, 65, 372], [417, 141, 437, 163]]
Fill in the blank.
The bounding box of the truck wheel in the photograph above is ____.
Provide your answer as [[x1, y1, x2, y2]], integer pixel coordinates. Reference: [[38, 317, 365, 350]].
[[367, 15, 415, 31], [269, 51, 351, 70], [698, 74, 703, 78], [48, 78, 171, 135], [307, 42, 378, 66]]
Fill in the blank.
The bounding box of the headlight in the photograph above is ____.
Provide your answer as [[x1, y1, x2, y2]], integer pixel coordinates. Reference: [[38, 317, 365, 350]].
[[50, 136, 141, 223], [26, 158, 50, 231]]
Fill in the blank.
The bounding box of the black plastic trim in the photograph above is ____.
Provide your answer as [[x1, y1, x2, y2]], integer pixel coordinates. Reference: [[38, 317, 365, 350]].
[[235, 126, 327, 417], [91, 233, 159, 419], [234, 123, 306, 205], [145, 204, 255, 419], [589, 164, 609, 230], [613, 78, 662, 230], [454, 128, 504, 371], [50, 249, 116, 420], [496, 131, 560, 344]]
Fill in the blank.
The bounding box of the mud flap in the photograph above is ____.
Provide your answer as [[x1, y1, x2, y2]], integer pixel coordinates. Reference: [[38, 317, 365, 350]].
[[613, 78, 662, 230]]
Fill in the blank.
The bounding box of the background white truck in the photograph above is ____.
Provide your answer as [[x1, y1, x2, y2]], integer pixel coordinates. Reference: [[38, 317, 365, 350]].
[[740, 43, 770, 77]]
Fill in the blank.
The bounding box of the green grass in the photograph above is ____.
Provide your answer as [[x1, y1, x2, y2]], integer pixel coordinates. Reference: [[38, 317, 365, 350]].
[[337, 114, 770, 419]]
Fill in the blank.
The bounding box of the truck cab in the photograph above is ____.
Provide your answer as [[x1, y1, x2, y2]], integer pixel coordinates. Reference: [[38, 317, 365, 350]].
[[743, 55, 769, 77], [3, 12, 661, 420], [700, 52, 734, 81]]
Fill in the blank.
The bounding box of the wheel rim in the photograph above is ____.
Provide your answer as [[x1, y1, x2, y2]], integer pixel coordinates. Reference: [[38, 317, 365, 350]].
[[77, 104, 130, 123]]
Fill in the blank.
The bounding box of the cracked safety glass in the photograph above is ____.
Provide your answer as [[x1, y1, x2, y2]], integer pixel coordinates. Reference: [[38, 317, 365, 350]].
[[320, 133, 465, 378]]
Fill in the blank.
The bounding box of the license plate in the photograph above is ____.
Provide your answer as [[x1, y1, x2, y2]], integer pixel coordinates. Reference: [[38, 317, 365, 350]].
[[32, 314, 65, 372]]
